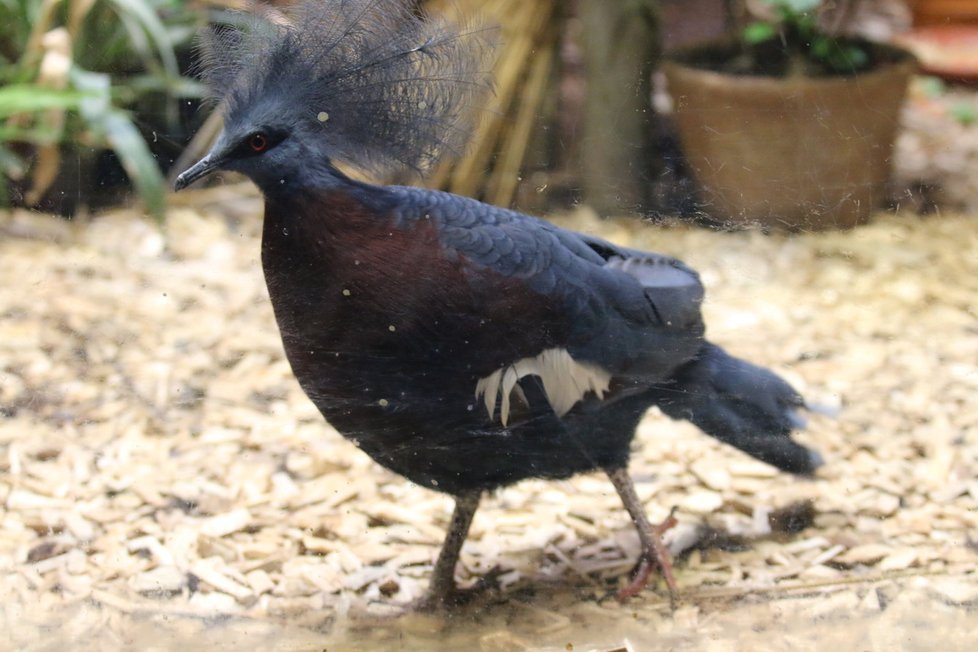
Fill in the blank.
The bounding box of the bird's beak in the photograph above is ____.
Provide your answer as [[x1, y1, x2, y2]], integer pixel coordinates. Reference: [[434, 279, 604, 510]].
[[174, 153, 220, 191]]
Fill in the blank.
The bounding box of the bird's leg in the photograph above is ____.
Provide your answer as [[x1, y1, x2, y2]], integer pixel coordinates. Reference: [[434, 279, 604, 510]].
[[416, 491, 481, 611], [605, 467, 679, 605]]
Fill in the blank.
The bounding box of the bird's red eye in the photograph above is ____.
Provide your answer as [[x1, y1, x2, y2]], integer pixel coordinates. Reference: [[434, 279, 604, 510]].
[[249, 133, 269, 152]]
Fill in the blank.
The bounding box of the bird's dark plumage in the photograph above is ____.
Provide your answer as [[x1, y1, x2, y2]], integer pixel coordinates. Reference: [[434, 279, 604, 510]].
[[651, 343, 824, 475], [176, 0, 823, 607]]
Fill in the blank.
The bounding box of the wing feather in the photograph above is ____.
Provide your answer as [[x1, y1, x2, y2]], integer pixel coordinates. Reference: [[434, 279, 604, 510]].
[[383, 185, 706, 385]]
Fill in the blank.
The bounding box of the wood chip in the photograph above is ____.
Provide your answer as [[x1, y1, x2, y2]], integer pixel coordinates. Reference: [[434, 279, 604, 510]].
[[5, 192, 978, 648], [126, 535, 174, 566], [727, 461, 780, 479], [6, 489, 71, 510], [690, 461, 732, 491], [680, 490, 724, 515], [128, 566, 187, 596], [878, 547, 919, 571], [808, 544, 846, 567], [244, 569, 275, 596], [199, 508, 253, 538], [859, 587, 882, 612], [835, 544, 893, 566], [929, 578, 978, 606], [189, 558, 254, 603]]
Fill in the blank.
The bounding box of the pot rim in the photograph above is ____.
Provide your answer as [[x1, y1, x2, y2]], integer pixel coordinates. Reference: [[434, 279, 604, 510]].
[[662, 38, 918, 88]]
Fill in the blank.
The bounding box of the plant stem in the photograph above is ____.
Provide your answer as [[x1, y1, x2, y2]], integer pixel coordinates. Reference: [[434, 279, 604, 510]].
[[785, 22, 808, 79], [825, 0, 863, 37]]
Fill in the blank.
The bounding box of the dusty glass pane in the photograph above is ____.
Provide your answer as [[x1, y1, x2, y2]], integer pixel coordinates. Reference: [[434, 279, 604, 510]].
[[1, 0, 976, 650]]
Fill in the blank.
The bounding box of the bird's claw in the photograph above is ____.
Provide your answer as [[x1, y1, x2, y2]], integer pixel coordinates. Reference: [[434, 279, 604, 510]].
[[413, 590, 460, 613], [616, 508, 680, 607], [413, 566, 505, 612]]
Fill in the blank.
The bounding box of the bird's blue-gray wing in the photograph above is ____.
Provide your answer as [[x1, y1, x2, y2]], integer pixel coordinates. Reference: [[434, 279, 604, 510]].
[[384, 186, 706, 383]]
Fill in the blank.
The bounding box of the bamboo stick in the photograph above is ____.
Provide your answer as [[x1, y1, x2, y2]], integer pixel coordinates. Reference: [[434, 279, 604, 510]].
[[485, 30, 555, 207], [449, 0, 546, 197]]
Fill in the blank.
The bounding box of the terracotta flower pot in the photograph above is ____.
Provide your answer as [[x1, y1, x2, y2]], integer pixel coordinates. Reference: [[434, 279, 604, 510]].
[[663, 44, 917, 230], [912, 0, 978, 26]]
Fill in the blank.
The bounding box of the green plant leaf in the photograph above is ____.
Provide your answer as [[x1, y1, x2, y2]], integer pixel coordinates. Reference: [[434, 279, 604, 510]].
[[0, 142, 25, 205], [809, 35, 870, 74], [0, 85, 89, 119], [950, 103, 978, 126], [842, 45, 868, 69], [124, 72, 206, 98], [104, 0, 180, 79], [70, 66, 111, 117], [101, 109, 166, 219], [810, 37, 831, 59], [743, 21, 777, 44], [918, 76, 946, 98], [0, 124, 65, 143], [0, 143, 25, 177], [763, 0, 820, 13], [1, 0, 194, 213], [71, 66, 165, 219]]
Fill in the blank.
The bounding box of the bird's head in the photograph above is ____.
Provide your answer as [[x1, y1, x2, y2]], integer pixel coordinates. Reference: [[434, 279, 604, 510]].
[[175, 0, 495, 195], [174, 94, 327, 195]]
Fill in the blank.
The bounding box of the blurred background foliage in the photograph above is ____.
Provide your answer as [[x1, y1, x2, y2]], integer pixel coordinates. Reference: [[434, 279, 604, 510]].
[[0, 0, 964, 221], [0, 0, 204, 218]]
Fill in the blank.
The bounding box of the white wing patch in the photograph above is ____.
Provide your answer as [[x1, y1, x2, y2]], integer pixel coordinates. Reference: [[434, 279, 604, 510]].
[[475, 348, 612, 426]]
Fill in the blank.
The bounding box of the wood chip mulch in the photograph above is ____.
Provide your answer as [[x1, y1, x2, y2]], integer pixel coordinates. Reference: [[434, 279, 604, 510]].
[[1, 189, 976, 651]]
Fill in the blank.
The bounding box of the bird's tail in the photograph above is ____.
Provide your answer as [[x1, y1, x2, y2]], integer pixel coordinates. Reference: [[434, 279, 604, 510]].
[[651, 343, 824, 475]]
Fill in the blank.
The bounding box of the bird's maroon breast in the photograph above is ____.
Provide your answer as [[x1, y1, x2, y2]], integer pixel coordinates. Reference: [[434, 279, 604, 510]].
[[259, 188, 566, 412]]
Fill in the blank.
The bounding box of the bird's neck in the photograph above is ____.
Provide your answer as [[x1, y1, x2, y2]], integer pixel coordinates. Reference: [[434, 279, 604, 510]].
[[250, 157, 356, 199], [261, 186, 373, 292], [262, 178, 399, 250]]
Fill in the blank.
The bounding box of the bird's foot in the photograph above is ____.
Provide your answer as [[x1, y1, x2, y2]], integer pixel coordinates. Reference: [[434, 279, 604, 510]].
[[414, 566, 505, 612], [616, 508, 679, 606], [413, 589, 462, 613]]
